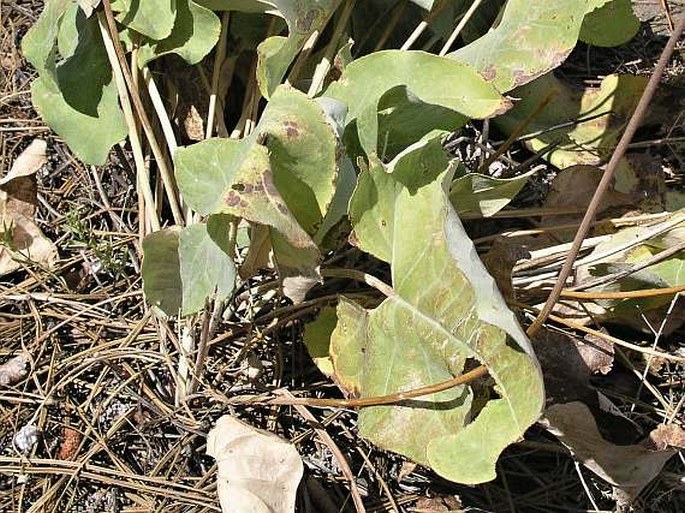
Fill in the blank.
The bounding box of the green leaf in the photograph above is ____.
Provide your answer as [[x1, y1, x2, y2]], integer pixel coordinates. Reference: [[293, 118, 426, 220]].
[[111, 0, 176, 40], [142, 219, 237, 316], [179, 216, 237, 315], [494, 73, 647, 169], [348, 135, 452, 262], [303, 306, 338, 376], [23, 1, 128, 165], [336, 148, 544, 484], [449, 0, 590, 92], [255, 0, 341, 98], [450, 170, 535, 217], [193, 0, 274, 11], [324, 50, 509, 156], [137, 0, 221, 66], [580, 0, 639, 47], [142, 227, 183, 316], [175, 86, 340, 301]]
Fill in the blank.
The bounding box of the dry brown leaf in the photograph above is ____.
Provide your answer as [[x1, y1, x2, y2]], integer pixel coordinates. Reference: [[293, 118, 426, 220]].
[[642, 423, 685, 451], [481, 239, 530, 303], [207, 415, 303, 513], [0, 139, 46, 186], [414, 495, 463, 512], [579, 332, 614, 375], [58, 426, 82, 460], [543, 165, 629, 238], [532, 327, 613, 405], [544, 402, 676, 507], [0, 142, 58, 276]]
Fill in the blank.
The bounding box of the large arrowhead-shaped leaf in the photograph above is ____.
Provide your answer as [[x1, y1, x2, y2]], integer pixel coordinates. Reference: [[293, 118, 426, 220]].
[[23, 1, 127, 165], [324, 50, 509, 156], [137, 0, 221, 66], [111, 0, 176, 40], [335, 139, 544, 484], [449, 0, 592, 92], [175, 86, 340, 301]]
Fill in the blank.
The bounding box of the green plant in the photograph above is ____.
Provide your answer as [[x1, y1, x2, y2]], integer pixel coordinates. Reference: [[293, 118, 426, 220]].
[[23, 0, 645, 484]]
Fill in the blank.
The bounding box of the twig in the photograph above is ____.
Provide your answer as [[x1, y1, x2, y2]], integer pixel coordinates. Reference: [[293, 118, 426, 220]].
[[207, 11, 231, 139], [283, 391, 367, 513], [100, 0, 185, 226], [477, 89, 557, 174], [559, 284, 685, 300], [439, 0, 485, 55], [267, 365, 489, 408], [527, 15, 685, 337]]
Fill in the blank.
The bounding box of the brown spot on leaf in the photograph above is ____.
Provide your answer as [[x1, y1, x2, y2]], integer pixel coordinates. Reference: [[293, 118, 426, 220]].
[[283, 120, 300, 139], [225, 191, 241, 208]]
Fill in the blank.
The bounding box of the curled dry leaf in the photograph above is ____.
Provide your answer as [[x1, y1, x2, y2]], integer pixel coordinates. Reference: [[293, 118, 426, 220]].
[[207, 415, 303, 513], [0, 353, 30, 386], [531, 327, 613, 406], [1, 141, 57, 276], [544, 402, 677, 507], [642, 423, 685, 451], [0, 139, 46, 185]]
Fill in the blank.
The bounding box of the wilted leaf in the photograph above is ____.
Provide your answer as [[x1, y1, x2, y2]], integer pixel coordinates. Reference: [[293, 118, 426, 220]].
[[574, 214, 685, 324], [142, 219, 237, 316], [207, 415, 303, 513], [111, 0, 176, 40], [137, 0, 221, 66], [335, 140, 544, 484], [0, 140, 46, 185], [450, 169, 535, 217], [23, 1, 128, 165], [325, 50, 509, 156], [0, 144, 57, 276], [545, 402, 677, 506], [580, 0, 639, 47], [449, 0, 591, 92], [495, 74, 647, 170]]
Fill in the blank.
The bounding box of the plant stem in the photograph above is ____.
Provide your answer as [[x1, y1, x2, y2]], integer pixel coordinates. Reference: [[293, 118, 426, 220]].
[[321, 268, 395, 297], [268, 365, 489, 408]]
